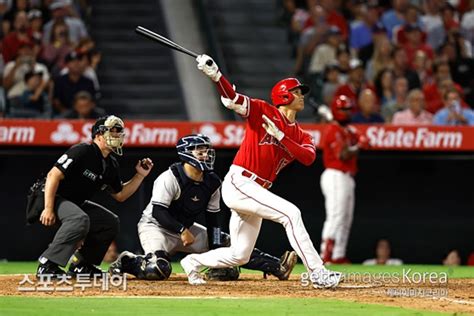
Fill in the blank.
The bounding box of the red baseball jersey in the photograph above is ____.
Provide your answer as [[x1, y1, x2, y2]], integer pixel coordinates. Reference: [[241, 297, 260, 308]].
[[233, 98, 315, 182], [321, 122, 357, 175], [215, 74, 316, 182]]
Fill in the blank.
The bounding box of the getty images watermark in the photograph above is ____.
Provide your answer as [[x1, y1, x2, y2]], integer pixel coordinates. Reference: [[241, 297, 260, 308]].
[[17, 273, 127, 292], [300, 268, 449, 297]]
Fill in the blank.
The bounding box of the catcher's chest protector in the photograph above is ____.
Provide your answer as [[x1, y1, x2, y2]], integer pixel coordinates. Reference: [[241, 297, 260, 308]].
[[169, 163, 221, 223]]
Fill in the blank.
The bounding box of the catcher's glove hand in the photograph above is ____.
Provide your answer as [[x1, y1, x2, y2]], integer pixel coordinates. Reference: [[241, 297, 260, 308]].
[[205, 267, 240, 281]]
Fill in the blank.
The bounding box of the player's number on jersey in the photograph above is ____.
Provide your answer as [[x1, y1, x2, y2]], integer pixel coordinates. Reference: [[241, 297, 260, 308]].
[[57, 154, 73, 169]]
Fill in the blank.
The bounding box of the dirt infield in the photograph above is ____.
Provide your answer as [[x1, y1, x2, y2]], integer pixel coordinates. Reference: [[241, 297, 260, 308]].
[[1, 274, 473, 314]]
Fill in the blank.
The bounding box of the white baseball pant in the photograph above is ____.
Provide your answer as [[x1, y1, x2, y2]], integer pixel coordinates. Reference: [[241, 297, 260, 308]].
[[186, 165, 324, 273], [138, 216, 209, 255], [320, 168, 355, 260]]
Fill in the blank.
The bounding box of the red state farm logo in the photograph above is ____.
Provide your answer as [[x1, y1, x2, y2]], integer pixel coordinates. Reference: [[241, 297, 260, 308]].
[[50, 122, 80, 143]]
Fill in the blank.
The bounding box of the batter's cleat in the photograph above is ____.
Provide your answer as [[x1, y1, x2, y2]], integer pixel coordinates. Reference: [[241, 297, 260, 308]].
[[36, 259, 66, 279], [274, 250, 297, 280], [310, 267, 343, 289], [68, 261, 105, 278], [108, 251, 137, 275], [180, 256, 206, 285]]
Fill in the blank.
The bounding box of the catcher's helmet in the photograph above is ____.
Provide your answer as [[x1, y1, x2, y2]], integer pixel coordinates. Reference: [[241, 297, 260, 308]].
[[176, 134, 215, 171], [91, 115, 125, 156], [142, 251, 172, 280], [331, 95, 354, 123], [271, 78, 309, 107]]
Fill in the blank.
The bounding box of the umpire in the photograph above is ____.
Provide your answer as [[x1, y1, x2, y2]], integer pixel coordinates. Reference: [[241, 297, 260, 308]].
[[29, 115, 153, 278]]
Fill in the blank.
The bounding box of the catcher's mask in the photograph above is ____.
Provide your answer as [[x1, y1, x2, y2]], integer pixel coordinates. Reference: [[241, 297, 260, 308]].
[[142, 251, 172, 280], [91, 115, 125, 156], [176, 134, 215, 171]]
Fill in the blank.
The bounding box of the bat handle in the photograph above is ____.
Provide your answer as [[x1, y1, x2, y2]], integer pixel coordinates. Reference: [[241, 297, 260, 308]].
[[206, 59, 213, 66]]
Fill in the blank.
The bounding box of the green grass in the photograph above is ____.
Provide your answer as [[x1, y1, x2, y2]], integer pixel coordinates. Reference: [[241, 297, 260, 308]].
[[1, 261, 473, 279], [0, 296, 454, 316]]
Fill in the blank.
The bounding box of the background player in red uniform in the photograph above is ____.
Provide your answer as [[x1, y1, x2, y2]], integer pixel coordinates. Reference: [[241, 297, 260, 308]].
[[180, 54, 342, 289], [319, 95, 369, 264]]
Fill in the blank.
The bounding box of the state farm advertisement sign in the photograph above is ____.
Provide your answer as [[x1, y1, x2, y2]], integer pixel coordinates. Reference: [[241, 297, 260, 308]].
[[1, 119, 473, 151]]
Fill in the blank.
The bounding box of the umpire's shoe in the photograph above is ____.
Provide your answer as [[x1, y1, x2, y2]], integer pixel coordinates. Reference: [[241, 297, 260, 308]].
[[274, 250, 298, 281], [68, 255, 105, 278], [36, 257, 67, 279]]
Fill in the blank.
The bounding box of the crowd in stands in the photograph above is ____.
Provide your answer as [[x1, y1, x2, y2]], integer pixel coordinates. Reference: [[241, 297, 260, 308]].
[[0, 0, 105, 118], [281, 0, 474, 125]]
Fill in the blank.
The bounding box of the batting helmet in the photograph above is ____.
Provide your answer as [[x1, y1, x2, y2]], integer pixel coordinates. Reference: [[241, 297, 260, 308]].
[[91, 115, 125, 156], [271, 78, 309, 107], [331, 95, 354, 123], [176, 134, 215, 171]]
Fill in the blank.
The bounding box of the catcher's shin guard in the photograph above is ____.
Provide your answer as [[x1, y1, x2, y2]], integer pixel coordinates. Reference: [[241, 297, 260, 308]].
[[242, 248, 296, 280]]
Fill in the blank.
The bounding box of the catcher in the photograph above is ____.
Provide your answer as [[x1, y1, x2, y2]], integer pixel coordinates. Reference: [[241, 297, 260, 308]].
[[109, 134, 297, 281]]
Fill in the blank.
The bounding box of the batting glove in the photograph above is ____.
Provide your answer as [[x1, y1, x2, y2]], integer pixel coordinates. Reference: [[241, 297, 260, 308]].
[[196, 54, 221, 82], [262, 114, 285, 141]]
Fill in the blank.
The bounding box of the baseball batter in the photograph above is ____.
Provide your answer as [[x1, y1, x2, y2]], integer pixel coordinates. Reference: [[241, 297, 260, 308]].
[[320, 95, 369, 263], [180, 54, 342, 288], [111, 134, 296, 281]]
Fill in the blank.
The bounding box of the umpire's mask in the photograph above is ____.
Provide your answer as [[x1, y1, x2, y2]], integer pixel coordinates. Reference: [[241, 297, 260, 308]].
[[92, 115, 126, 156]]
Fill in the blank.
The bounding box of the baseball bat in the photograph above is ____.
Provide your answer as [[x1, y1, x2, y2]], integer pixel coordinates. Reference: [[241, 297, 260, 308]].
[[135, 26, 213, 65]]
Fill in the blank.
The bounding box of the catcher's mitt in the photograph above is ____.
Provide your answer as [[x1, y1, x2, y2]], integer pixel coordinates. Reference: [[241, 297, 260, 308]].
[[205, 267, 240, 281]]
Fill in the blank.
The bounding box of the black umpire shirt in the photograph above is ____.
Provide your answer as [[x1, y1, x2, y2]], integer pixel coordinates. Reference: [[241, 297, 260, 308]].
[[54, 142, 122, 206]]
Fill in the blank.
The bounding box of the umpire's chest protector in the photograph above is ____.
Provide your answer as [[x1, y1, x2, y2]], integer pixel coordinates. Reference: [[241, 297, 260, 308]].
[[169, 163, 221, 220]]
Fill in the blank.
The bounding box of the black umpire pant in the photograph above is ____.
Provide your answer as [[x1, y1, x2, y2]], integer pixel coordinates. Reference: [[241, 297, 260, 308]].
[[41, 197, 119, 267]]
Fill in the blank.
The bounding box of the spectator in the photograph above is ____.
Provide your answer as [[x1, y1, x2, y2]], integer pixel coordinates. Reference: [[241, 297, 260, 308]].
[[442, 249, 461, 266], [41, 19, 73, 77], [335, 47, 350, 83], [421, 0, 445, 51], [461, 0, 474, 55], [319, 0, 348, 40], [10, 70, 50, 117], [358, 22, 388, 66], [412, 50, 433, 86], [2, 0, 30, 35], [381, 0, 408, 39], [308, 26, 343, 103], [433, 88, 474, 125], [0, 0, 10, 38], [322, 63, 340, 105], [61, 91, 105, 119], [402, 24, 434, 69], [334, 58, 374, 111], [362, 239, 403, 265], [293, 4, 329, 76], [3, 41, 49, 101], [365, 36, 394, 82], [381, 76, 409, 121], [392, 46, 421, 90], [27, 9, 43, 44], [63, 37, 101, 92], [423, 60, 466, 113], [392, 89, 433, 125], [351, 89, 384, 123], [52, 50, 96, 115], [2, 11, 33, 63], [441, 3, 460, 32], [349, 3, 380, 53], [374, 68, 395, 106], [42, 0, 88, 46], [393, 4, 424, 46]]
